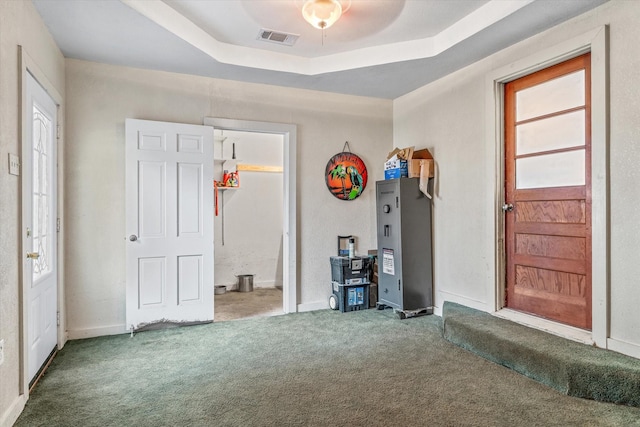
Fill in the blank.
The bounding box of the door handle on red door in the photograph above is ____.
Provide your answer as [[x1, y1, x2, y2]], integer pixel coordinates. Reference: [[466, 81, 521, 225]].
[[502, 203, 514, 212]]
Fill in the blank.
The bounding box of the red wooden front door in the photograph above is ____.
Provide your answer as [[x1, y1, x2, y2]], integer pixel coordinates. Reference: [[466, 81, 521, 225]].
[[504, 54, 592, 330]]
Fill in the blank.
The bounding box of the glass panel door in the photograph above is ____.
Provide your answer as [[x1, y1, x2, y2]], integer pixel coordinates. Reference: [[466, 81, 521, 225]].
[[32, 104, 53, 282]]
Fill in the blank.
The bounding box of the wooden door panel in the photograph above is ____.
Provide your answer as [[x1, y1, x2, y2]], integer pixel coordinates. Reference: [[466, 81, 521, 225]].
[[514, 186, 585, 202], [516, 234, 585, 261], [513, 254, 586, 275], [505, 53, 591, 330], [515, 200, 586, 223], [513, 222, 587, 238], [516, 266, 586, 296], [511, 291, 588, 329], [511, 288, 588, 329]]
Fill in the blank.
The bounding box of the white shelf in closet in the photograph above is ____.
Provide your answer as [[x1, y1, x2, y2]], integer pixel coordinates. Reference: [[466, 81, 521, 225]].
[[214, 158, 241, 164]]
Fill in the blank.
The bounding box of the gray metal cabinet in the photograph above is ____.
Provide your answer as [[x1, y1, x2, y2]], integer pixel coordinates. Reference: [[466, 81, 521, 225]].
[[376, 177, 433, 315]]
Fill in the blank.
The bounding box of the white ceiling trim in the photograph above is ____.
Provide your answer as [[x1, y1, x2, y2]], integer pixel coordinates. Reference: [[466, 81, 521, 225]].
[[122, 0, 313, 73], [122, 0, 534, 75]]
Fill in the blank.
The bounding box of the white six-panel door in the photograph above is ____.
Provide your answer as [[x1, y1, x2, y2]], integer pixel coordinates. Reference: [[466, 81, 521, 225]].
[[24, 72, 58, 382], [125, 119, 214, 330]]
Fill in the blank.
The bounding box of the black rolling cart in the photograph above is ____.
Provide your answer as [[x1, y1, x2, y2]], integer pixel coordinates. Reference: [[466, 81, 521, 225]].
[[328, 256, 373, 312]]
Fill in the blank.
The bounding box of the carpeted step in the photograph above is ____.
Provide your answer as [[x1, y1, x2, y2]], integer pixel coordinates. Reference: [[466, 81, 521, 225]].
[[442, 301, 640, 407]]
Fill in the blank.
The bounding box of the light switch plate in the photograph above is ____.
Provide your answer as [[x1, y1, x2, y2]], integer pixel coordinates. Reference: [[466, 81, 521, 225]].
[[9, 154, 20, 176]]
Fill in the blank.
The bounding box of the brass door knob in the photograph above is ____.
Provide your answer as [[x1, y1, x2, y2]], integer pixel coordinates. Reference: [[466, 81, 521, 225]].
[[26, 252, 40, 259]]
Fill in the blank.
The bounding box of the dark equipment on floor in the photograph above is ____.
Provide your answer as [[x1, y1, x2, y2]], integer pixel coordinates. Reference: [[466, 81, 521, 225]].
[[329, 256, 373, 312]]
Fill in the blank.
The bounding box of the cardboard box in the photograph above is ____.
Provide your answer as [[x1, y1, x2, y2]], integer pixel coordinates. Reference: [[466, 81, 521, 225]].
[[384, 150, 411, 180], [369, 284, 378, 308], [408, 149, 434, 178], [408, 159, 434, 178], [384, 155, 404, 170], [386, 146, 414, 161], [385, 146, 434, 180], [384, 154, 408, 179]]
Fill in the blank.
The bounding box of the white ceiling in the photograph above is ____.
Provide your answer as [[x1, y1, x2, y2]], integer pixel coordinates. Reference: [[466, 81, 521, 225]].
[[32, 0, 607, 99]]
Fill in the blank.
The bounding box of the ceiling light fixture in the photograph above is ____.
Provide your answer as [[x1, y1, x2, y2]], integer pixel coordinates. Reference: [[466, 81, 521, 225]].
[[301, 0, 348, 30]]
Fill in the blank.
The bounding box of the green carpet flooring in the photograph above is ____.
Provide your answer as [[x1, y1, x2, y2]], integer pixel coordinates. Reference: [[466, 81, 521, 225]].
[[443, 301, 640, 407], [16, 309, 640, 426]]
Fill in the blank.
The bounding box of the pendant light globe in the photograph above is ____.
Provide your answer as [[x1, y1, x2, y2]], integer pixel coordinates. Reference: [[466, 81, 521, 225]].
[[302, 0, 343, 29]]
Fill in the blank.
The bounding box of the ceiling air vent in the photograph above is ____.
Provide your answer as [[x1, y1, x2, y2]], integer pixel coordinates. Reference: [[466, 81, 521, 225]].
[[257, 29, 299, 46]]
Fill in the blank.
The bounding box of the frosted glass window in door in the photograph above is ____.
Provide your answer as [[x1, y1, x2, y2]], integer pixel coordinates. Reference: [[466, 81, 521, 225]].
[[516, 110, 585, 156], [516, 149, 585, 189], [32, 105, 53, 280], [516, 70, 585, 121]]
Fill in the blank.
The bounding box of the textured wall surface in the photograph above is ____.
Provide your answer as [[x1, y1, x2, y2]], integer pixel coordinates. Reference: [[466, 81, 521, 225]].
[[6, 1, 640, 424], [0, 1, 65, 424], [394, 0, 640, 353], [64, 59, 392, 337]]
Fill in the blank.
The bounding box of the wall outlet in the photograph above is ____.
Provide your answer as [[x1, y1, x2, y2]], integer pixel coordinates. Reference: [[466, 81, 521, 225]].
[[0, 339, 4, 366], [9, 153, 20, 176]]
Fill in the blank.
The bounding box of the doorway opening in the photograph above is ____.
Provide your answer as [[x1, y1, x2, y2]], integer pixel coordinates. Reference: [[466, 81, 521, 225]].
[[212, 129, 285, 322], [204, 117, 298, 321]]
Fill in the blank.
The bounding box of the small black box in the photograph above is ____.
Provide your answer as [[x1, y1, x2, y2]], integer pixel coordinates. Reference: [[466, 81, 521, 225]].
[[330, 256, 372, 285]]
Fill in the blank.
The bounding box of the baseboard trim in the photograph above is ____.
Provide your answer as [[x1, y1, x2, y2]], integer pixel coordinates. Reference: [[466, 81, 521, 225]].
[[255, 280, 279, 289], [297, 301, 327, 312], [67, 324, 127, 340], [0, 394, 26, 427], [438, 292, 488, 313], [219, 281, 280, 291], [607, 337, 640, 359], [433, 304, 443, 317]]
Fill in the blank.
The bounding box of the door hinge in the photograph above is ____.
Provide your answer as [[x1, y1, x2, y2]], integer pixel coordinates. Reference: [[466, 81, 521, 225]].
[[56, 311, 60, 326], [56, 218, 61, 232], [56, 124, 61, 140]]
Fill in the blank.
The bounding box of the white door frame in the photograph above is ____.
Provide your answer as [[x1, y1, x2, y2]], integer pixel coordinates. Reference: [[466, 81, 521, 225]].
[[204, 118, 297, 314], [485, 28, 609, 347], [19, 47, 66, 397]]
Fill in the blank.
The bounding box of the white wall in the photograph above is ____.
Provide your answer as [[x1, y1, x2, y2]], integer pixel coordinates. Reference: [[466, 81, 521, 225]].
[[394, 1, 640, 354], [4, 2, 638, 425], [64, 59, 392, 337], [214, 130, 284, 289], [0, 1, 65, 425]]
